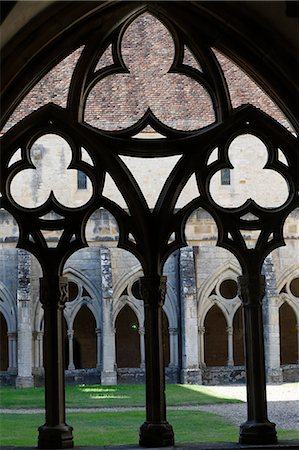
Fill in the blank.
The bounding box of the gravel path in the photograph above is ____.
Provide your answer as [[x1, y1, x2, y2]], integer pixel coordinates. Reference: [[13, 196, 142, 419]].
[[1, 384, 298, 432]]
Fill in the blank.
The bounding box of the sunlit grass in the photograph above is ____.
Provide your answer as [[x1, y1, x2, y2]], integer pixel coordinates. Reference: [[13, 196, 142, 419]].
[[1, 411, 298, 447], [0, 383, 242, 409]]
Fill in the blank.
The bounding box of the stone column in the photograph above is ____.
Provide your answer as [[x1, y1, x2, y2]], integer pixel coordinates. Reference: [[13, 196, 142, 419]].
[[101, 300, 117, 384], [96, 327, 102, 369], [33, 331, 44, 369], [238, 274, 277, 445], [263, 256, 283, 382], [227, 326, 234, 366], [7, 332, 17, 372], [198, 326, 206, 367], [139, 326, 145, 368], [169, 327, 178, 367], [38, 276, 73, 449], [67, 330, 75, 370], [99, 248, 117, 385], [297, 324, 299, 364], [139, 275, 174, 447], [179, 247, 202, 384], [16, 249, 33, 388]]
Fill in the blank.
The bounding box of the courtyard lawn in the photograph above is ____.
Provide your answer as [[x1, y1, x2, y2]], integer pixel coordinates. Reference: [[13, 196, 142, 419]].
[[0, 411, 298, 447], [0, 383, 242, 409]]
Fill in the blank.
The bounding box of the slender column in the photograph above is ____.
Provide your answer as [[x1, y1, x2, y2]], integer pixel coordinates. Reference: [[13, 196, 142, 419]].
[[38, 276, 73, 449], [33, 331, 44, 369], [198, 326, 206, 367], [101, 299, 117, 384], [7, 332, 17, 372], [67, 330, 75, 370], [238, 274, 277, 445], [96, 328, 102, 369], [38, 332, 44, 368], [139, 275, 174, 447], [227, 326, 234, 366], [179, 247, 201, 384], [169, 327, 178, 367], [139, 327, 145, 369], [297, 324, 299, 364]]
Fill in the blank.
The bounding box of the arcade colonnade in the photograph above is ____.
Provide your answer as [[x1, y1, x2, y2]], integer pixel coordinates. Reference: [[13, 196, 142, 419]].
[[1, 1, 298, 449]]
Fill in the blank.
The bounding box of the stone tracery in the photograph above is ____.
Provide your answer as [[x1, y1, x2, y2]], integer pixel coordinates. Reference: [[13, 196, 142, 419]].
[[0, 6, 298, 449]]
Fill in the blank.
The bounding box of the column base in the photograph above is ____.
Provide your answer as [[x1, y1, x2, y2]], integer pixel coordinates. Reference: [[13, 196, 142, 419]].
[[101, 370, 117, 385], [266, 367, 283, 384], [180, 368, 202, 384], [139, 421, 174, 447], [239, 420, 277, 445], [38, 424, 74, 449], [15, 375, 34, 388]]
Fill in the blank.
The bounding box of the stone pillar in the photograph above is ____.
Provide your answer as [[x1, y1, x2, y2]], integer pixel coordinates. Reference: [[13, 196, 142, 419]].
[[139, 275, 174, 447], [262, 256, 283, 383], [38, 276, 73, 449], [16, 249, 33, 388], [297, 324, 299, 364], [7, 332, 17, 372], [96, 327, 102, 369], [139, 326, 145, 368], [67, 330, 75, 370], [33, 331, 44, 369], [198, 326, 206, 367], [238, 274, 277, 445], [169, 327, 178, 367], [227, 326, 234, 366], [99, 248, 117, 385], [179, 247, 202, 384]]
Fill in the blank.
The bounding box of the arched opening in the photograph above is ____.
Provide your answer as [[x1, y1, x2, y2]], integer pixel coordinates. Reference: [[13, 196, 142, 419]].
[[279, 302, 298, 365], [162, 310, 170, 367], [0, 312, 8, 371], [204, 305, 228, 366], [116, 304, 140, 368], [233, 306, 245, 365], [73, 305, 97, 369]]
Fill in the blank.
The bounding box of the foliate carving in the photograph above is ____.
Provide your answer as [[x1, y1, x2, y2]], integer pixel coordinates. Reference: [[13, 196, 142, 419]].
[[59, 279, 69, 308], [40, 276, 69, 309], [238, 275, 265, 307], [139, 275, 167, 306]]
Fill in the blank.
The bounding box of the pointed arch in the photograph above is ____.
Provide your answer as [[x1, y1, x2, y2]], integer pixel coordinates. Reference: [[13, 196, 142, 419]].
[[0, 281, 17, 332], [115, 304, 141, 368], [279, 301, 298, 365], [198, 261, 241, 327]]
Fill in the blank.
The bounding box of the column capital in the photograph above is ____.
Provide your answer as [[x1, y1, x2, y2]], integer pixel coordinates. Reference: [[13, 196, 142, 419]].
[[198, 326, 205, 335], [238, 274, 265, 307], [40, 276, 69, 309], [138, 327, 145, 335], [7, 332, 17, 339], [139, 275, 167, 306], [67, 330, 74, 339], [226, 326, 233, 335], [169, 327, 178, 335], [96, 327, 102, 335]]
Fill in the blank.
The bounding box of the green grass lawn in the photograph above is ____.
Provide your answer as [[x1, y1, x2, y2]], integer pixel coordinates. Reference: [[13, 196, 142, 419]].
[[0, 383, 242, 409], [0, 411, 298, 446]]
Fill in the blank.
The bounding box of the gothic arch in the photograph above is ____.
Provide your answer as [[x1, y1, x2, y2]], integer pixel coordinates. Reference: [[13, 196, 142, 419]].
[[1, 2, 298, 448], [0, 281, 17, 332], [198, 262, 241, 327]]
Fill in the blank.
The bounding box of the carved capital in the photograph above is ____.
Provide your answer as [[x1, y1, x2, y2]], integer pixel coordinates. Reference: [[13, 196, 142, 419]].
[[40, 276, 69, 309], [198, 326, 205, 335], [238, 274, 265, 307], [139, 275, 167, 307]]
